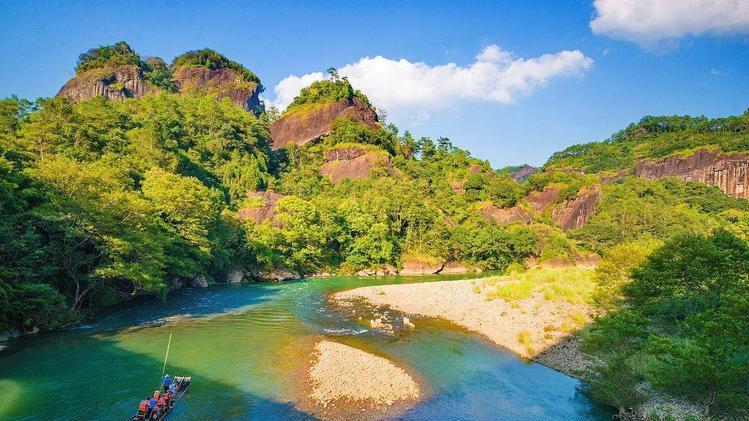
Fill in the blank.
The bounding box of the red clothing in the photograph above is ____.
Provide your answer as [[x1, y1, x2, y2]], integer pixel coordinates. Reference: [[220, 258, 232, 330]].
[[138, 400, 148, 411]]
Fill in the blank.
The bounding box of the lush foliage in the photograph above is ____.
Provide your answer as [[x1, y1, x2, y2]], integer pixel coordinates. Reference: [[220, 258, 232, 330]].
[[0, 94, 271, 331], [584, 230, 749, 418], [546, 112, 749, 173], [142, 57, 177, 91], [570, 177, 748, 253], [172, 49, 263, 90], [6, 58, 749, 416], [285, 79, 371, 114], [75, 41, 142, 73]]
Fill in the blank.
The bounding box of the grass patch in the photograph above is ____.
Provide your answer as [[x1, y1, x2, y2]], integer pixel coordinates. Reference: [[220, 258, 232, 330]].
[[517, 330, 534, 355], [485, 266, 596, 304]]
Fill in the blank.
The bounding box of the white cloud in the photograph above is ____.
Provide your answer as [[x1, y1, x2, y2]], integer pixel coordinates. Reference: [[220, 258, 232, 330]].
[[266, 45, 593, 122], [264, 71, 325, 110], [591, 0, 749, 48]]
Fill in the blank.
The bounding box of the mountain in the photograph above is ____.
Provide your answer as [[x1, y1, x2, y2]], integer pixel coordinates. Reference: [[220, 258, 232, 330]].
[[3, 42, 749, 338], [269, 79, 379, 149], [57, 42, 263, 112]]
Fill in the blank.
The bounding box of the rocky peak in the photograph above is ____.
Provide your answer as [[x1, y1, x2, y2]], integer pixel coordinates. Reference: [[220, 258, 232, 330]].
[[635, 148, 749, 199], [269, 97, 379, 150], [57, 65, 150, 101], [509, 165, 540, 181], [172, 66, 261, 111]]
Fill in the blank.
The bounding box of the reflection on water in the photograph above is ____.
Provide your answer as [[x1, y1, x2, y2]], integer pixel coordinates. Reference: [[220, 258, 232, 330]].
[[0, 275, 612, 420]]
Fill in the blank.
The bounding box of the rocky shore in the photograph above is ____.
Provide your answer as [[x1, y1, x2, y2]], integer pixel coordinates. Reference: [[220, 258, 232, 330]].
[[333, 277, 705, 420], [334, 278, 591, 370], [303, 340, 421, 420]]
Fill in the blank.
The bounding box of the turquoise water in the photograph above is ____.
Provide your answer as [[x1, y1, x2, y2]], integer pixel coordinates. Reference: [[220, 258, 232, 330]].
[[0, 275, 612, 420]]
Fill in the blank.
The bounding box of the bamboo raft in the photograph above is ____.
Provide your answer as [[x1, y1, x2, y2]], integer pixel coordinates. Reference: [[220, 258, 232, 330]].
[[128, 376, 191, 421]]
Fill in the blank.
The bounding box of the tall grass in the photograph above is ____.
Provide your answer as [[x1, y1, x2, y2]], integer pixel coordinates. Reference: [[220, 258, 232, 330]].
[[484, 266, 596, 305]]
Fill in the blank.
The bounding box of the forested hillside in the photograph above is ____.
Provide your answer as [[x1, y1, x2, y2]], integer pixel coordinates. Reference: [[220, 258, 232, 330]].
[[1, 41, 748, 418]]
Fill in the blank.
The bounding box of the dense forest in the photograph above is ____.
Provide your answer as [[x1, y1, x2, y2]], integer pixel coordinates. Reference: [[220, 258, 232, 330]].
[[1, 42, 748, 418]]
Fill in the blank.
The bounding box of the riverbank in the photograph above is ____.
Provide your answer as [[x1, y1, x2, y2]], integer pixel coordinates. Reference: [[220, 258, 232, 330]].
[[334, 271, 595, 376], [333, 268, 705, 420]]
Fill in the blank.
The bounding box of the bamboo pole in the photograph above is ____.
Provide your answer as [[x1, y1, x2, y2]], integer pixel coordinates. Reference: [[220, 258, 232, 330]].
[[161, 332, 173, 378]]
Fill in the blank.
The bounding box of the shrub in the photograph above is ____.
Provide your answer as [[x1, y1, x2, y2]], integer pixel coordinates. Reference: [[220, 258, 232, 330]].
[[172, 48, 262, 90], [75, 41, 142, 73], [285, 79, 370, 113]]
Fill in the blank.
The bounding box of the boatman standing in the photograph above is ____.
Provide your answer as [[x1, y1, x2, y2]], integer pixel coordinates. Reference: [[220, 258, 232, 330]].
[[162, 374, 173, 393]]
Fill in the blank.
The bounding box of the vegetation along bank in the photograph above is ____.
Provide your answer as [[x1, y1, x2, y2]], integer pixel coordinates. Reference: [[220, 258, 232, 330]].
[[1, 41, 748, 419]]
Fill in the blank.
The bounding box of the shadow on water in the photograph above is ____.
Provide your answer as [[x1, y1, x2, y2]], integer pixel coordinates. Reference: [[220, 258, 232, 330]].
[[93, 282, 286, 333], [0, 332, 320, 420]]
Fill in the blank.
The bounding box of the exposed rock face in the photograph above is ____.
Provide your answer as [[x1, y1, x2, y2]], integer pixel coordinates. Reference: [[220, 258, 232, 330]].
[[440, 261, 471, 274], [249, 267, 300, 282], [57, 65, 150, 101], [237, 191, 285, 225], [510, 165, 540, 181], [551, 186, 601, 231], [400, 257, 444, 275], [480, 202, 532, 224], [225, 268, 245, 283], [190, 274, 209, 288], [269, 98, 378, 150], [172, 66, 261, 111], [319, 147, 392, 184], [635, 148, 749, 199], [356, 265, 398, 277], [526, 188, 560, 212]]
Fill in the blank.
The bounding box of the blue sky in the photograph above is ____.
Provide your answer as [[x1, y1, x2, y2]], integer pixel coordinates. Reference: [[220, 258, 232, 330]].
[[0, 0, 747, 167]]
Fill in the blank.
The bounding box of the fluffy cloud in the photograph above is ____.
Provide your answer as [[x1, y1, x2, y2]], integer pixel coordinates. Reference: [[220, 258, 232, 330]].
[[591, 0, 749, 48], [265, 45, 593, 122], [264, 71, 325, 111]]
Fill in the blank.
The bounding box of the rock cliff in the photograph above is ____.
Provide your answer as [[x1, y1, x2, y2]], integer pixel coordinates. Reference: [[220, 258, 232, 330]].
[[480, 202, 532, 224], [269, 98, 378, 150], [319, 146, 392, 184], [551, 186, 601, 231], [57, 65, 152, 100], [172, 66, 261, 111], [481, 185, 600, 231], [510, 165, 540, 181], [635, 148, 749, 199], [57, 61, 261, 112], [237, 191, 285, 225]]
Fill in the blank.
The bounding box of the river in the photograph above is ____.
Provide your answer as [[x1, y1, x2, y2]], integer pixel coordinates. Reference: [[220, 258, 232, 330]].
[[0, 275, 612, 420]]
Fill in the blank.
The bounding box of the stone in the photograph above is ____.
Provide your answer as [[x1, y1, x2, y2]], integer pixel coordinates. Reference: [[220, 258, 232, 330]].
[[226, 268, 244, 283], [57, 65, 151, 101], [237, 191, 285, 226], [370, 318, 384, 328], [440, 261, 471, 274], [172, 66, 261, 111], [320, 148, 393, 184], [551, 185, 602, 231], [399, 257, 444, 275], [480, 202, 531, 224], [510, 165, 540, 182], [249, 267, 301, 282], [269, 97, 379, 150], [635, 148, 749, 199], [191, 274, 209, 288]]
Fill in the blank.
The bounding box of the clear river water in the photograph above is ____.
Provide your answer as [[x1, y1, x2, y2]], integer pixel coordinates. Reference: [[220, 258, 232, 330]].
[[0, 274, 613, 420]]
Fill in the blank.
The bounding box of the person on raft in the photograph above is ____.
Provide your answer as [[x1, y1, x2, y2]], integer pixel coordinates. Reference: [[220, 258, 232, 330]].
[[162, 374, 172, 393]]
